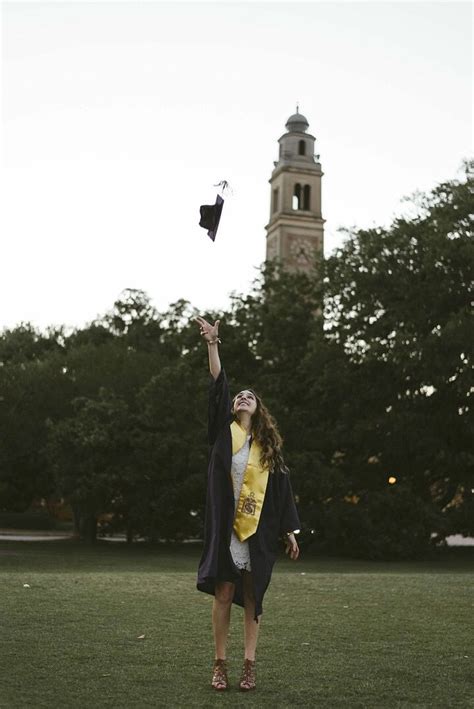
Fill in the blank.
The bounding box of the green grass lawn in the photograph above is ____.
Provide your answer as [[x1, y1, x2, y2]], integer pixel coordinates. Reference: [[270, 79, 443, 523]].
[[1, 541, 473, 708]]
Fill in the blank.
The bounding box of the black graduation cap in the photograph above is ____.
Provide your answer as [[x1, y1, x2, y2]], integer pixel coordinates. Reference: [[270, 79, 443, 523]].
[[199, 194, 224, 242]]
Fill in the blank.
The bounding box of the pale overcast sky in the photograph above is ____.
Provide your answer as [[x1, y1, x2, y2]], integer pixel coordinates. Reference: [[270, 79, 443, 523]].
[[1, 0, 472, 332]]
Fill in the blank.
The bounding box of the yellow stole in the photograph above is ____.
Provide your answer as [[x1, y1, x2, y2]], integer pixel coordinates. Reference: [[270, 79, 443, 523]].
[[231, 421, 270, 542]]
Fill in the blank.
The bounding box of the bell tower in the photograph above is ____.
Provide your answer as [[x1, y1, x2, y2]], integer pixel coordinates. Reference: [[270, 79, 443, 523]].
[[265, 108, 324, 270]]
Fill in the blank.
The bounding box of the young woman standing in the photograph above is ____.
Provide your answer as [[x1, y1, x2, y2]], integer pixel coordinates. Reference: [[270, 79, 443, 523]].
[[195, 316, 301, 692]]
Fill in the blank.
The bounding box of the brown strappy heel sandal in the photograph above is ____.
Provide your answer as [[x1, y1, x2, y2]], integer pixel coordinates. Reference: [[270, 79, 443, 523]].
[[239, 658, 256, 691], [211, 658, 229, 691]]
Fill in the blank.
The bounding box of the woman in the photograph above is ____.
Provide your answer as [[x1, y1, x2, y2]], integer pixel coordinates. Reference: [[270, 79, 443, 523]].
[[195, 316, 301, 692]]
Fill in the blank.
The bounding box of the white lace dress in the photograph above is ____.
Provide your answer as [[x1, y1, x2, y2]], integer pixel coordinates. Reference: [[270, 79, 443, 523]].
[[229, 434, 252, 572]]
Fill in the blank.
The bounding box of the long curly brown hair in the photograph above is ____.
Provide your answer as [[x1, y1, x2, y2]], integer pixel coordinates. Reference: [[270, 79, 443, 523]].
[[232, 389, 286, 473]]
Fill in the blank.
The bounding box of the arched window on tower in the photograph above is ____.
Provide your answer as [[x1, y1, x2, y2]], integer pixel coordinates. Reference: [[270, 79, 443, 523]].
[[298, 140, 306, 156], [272, 188, 279, 214], [292, 183, 302, 210], [303, 185, 311, 210]]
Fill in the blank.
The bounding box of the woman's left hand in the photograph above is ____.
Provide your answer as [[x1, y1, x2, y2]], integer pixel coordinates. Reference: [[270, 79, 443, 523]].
[[285, 533, 300, 560]]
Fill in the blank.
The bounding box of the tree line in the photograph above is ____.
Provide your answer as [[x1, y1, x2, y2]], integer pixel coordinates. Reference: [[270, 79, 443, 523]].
[[0, 162, 472, 558]]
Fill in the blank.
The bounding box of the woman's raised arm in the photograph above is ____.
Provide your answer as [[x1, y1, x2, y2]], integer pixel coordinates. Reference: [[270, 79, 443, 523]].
[[195, 316, 221, 380]]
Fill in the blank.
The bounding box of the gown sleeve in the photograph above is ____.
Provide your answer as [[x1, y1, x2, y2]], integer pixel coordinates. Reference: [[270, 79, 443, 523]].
[[208, 367, 232, 446], [279, 470, 301, 537]]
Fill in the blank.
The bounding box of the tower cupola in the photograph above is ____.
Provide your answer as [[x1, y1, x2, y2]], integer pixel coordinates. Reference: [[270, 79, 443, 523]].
[[277, 106, 319, 167], [285, 109, 309, 133]]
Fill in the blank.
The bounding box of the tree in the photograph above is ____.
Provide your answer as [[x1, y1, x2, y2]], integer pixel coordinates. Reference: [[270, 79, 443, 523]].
[[0, 323, 65, 364], [46, 389, 132, 542], [131, 359, 208, 541], [0, 350, 73, 511], [313, 159, 474, 553]]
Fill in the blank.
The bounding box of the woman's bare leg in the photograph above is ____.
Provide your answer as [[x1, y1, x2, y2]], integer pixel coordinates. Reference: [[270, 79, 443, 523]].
[[212, 581, 235, 659], [242, 571, 261, 661]]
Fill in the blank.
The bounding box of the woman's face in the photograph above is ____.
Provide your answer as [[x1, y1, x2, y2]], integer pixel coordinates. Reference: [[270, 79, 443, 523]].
[[233, 390, 258, 417]]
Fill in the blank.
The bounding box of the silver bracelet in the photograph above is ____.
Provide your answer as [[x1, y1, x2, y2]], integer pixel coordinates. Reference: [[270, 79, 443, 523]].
[[207, 338, 221, 345]]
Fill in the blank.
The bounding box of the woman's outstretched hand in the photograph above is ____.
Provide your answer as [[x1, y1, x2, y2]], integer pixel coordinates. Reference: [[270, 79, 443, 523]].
[[196, 316, 220, 342], [196, 316, 221, 379], [285, 533, 300, 560]]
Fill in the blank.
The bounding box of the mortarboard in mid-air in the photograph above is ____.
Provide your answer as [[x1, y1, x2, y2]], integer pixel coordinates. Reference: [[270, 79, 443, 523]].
[[199, 194, 224, 242], [198, 181, 231, 241]]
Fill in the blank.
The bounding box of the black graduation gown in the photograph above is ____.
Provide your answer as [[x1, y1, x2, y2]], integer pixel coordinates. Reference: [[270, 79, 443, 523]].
[[196, 368, 301, 622]]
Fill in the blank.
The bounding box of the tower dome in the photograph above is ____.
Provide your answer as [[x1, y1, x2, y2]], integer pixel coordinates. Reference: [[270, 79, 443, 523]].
[[285, 109, 309, 133]]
